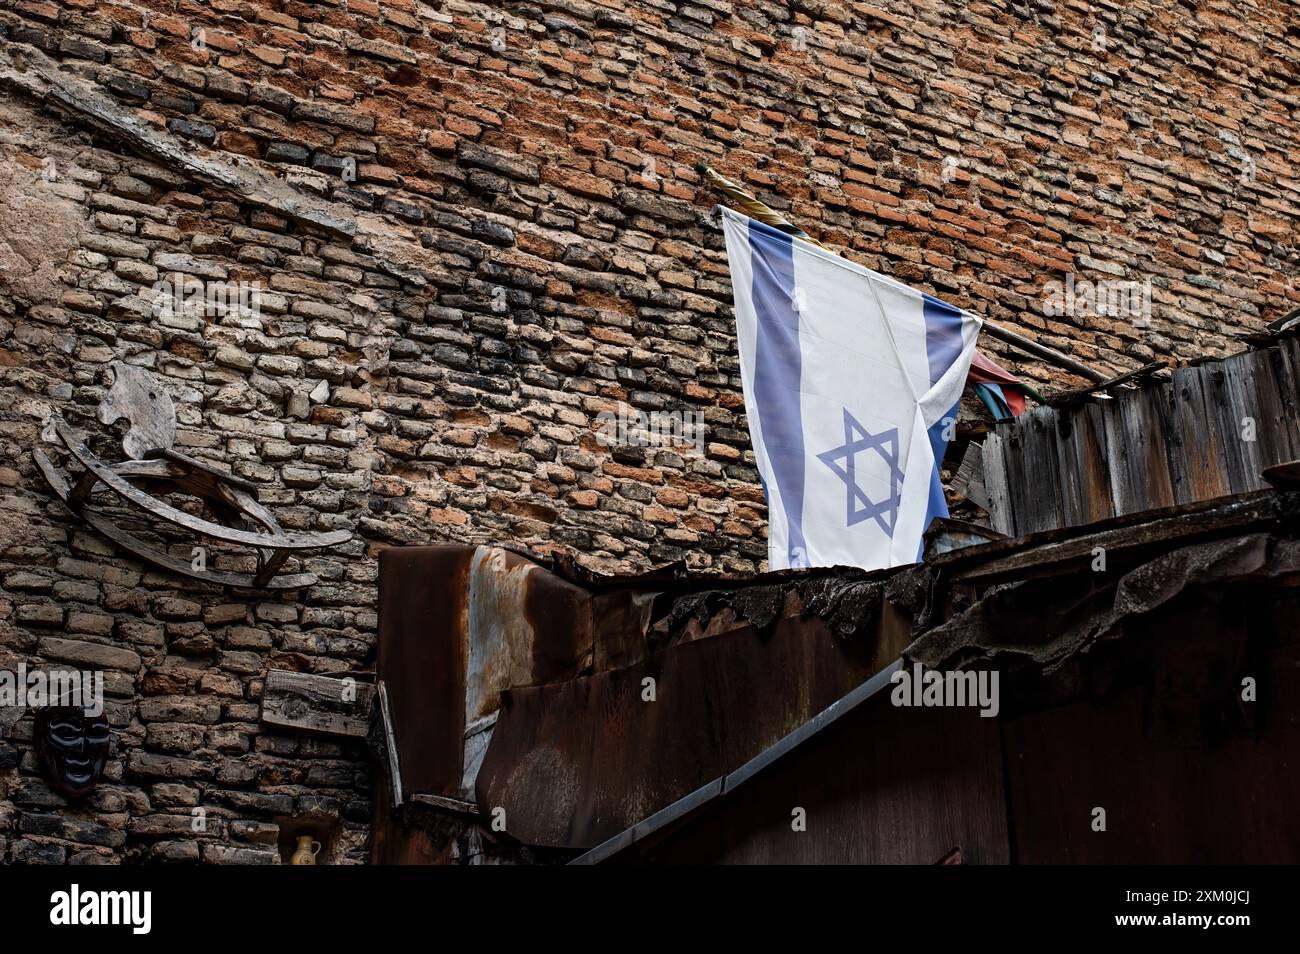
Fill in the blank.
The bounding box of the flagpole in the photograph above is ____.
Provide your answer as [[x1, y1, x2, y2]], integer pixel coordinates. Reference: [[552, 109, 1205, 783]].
[[697, 164, 1110, 386], [978, 324, 1108, 384]]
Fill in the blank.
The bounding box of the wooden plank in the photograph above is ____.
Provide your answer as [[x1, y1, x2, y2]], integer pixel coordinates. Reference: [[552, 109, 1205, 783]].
[[1243, 347, 1296, 481], [99, 360, 176, 460], [1218, 350, 1267, 494], [1264, 342, 1300, 460], [1275, 337, 1300, 465], [155, 446, 259, 493], [1018, 406, 1066, 534], [1044, 360, 1167, 406], [1100, 396, 1138, 516], [929, 489, 1275, 571], [979, 431, 1015, 536], [1159, 370, 1194, 506], [33, 448, 70, 498], [260, 669, 374, 738], [1166, 365, 1233, 503], [1203, 361, 1254, 494], [952, 441, 989, 512], [1124, 385, 1176, 512], [966, 341, 1300, 536], [378, 680, 404, 808], [1051, 408, 1084, 529], [1076, 401, 1116, 525], [949, 492, 1279, 585], [1000, 421, 1033, 536]]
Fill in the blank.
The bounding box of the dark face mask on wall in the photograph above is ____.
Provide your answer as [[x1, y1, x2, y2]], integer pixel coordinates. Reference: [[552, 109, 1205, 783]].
[[35, 706, 111, 798]]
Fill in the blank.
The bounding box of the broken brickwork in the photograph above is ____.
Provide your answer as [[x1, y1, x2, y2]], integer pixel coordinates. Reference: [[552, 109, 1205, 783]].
[[0, 0, 1297, 862]]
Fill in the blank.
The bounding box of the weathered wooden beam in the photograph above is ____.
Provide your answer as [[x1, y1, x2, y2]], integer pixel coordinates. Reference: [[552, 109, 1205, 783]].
[[154, 446, 259, 493], [409, 793, 481, 818], [252, 549, 291, 589], [940, 491, 1282, 585], [980, 321, 1110, 384], [260, 670, 374, 738], [0, 46, 357, 238], [1044, 360, 1168, 406], [952, 442, 989, 511]]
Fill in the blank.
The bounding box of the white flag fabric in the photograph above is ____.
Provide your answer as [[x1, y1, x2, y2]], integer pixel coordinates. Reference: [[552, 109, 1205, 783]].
[[721, 207, 982, 571]]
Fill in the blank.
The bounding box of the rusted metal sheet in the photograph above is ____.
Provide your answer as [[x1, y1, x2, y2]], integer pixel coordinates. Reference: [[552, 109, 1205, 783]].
[[370, 773, 461, 865], [913, 533, 1270, 673], [604, 687, 1009, 865], [377, 545, 597, 801], [1002, 592, 1300, 863], [922, 518, 1006, 561], [587, 524, 1300, 864], [380, 475, 1300, 863], [377, 545, 474, 799], [591, 588, 659, 671], [475, 610, 909, 850], [982, 342, 1300, 535], [604, 590, 1300, 864], [464, 547, 593, 724]]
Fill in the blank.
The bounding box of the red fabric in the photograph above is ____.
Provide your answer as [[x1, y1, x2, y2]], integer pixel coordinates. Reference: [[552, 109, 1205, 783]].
[[968, 349, 1027, 415]]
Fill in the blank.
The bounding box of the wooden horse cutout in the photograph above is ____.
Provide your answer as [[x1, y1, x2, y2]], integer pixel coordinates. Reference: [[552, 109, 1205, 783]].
[[34, 361, 351, 590]]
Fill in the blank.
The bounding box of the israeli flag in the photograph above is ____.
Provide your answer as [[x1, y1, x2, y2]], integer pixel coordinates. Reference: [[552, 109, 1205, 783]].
[[721, 207, 982, 571]]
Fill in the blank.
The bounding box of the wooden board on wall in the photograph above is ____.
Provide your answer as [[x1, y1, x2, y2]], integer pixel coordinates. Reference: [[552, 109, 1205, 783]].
[[981, 342, 1300, 536]]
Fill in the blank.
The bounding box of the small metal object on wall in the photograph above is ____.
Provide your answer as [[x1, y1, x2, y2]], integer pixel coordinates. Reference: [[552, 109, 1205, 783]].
[[33, 361, 351, 590]]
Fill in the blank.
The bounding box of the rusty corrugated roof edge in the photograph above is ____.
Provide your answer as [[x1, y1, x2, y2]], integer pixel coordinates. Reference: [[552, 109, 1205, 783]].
[[569, 659, 904, 865], [931, 490, 1294, 588], [504, 489, 1294, 599], [929, 490, 1277, 568], [503, 541, 906, 592]]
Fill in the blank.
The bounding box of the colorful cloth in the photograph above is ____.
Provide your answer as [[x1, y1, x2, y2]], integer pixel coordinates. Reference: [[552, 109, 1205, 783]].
[[968, 349, 1030, 417]]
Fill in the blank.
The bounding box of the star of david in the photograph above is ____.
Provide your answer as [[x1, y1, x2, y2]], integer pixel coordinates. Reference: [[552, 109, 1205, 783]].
[[816, 409, 904, 536]]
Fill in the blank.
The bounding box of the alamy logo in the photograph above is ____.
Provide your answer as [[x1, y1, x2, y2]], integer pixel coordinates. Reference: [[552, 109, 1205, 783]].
[[890, 663, 1000, 718], [150, 273, 262, 320], [595, 403, 705, 454], [50, 885, 151, 935], [1041, 273, 1152, 325], [0, 665, 103, 716]]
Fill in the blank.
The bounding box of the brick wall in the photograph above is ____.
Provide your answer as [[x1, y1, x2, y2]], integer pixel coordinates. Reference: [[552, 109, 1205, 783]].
[[0, 0, 1297, 863]]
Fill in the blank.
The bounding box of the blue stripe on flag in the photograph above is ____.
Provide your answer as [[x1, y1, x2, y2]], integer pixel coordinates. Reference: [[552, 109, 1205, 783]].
[[916, 294, 964, 560], [748, 219, 807, 566], [918, 401, 958, 561], [921, 292, 964, 387]]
